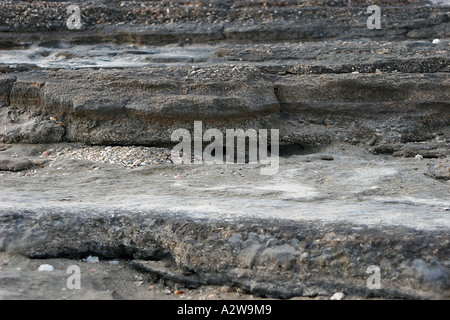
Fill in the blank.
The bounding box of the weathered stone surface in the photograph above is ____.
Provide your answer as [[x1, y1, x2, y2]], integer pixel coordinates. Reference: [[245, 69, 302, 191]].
[[0, 67, 448, 147], [276, 73, 450, 147], [0, 207, 448, 299], [0, 157, 32, 171], [428, 158, 450, 180], [0, 0, 449, 300], [0, 66, 280, 145], [0, 116, 65, 144], [216, 40, 450, 74], [1, 0, 448, 48], [0, 143, 449, 299], [0, 77, 16, 107]]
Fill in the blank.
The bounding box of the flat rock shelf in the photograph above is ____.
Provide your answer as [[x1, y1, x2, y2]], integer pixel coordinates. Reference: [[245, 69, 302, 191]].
[[0, 0, 449, 300]]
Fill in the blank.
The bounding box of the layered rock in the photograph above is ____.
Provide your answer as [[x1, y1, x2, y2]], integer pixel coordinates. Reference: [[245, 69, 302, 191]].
[[1, 65, 448, 148], [0, 0, 449, 300], [0, 0, 448, 48]]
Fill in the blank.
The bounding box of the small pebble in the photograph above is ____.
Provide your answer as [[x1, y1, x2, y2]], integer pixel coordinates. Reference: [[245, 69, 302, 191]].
[[174, 290, 185, 295], [85, 256, 99, 263], [38, 264, 55, 272], [330, 292, 345, 300], [432, 39, 440, 44]]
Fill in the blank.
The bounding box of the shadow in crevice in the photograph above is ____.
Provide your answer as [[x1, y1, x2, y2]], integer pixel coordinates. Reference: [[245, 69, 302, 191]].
[[278, 143, 316, 158]]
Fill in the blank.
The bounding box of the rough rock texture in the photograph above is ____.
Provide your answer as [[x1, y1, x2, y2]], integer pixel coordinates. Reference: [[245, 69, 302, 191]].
[[0, 0, 449, 300], [0, 67, 448, 147], [0, 2, 448, 148], [1, 0, 449, 48], [1, 208, 448, 299], [0, 66, 280, 145], [276, 73, 449, 147], [0, 143, 449, 299]]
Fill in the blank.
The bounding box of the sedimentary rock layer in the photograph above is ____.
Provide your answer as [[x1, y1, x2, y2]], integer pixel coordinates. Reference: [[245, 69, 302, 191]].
[[1, 66, 448, 147], [1, 0, 448, 48]]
